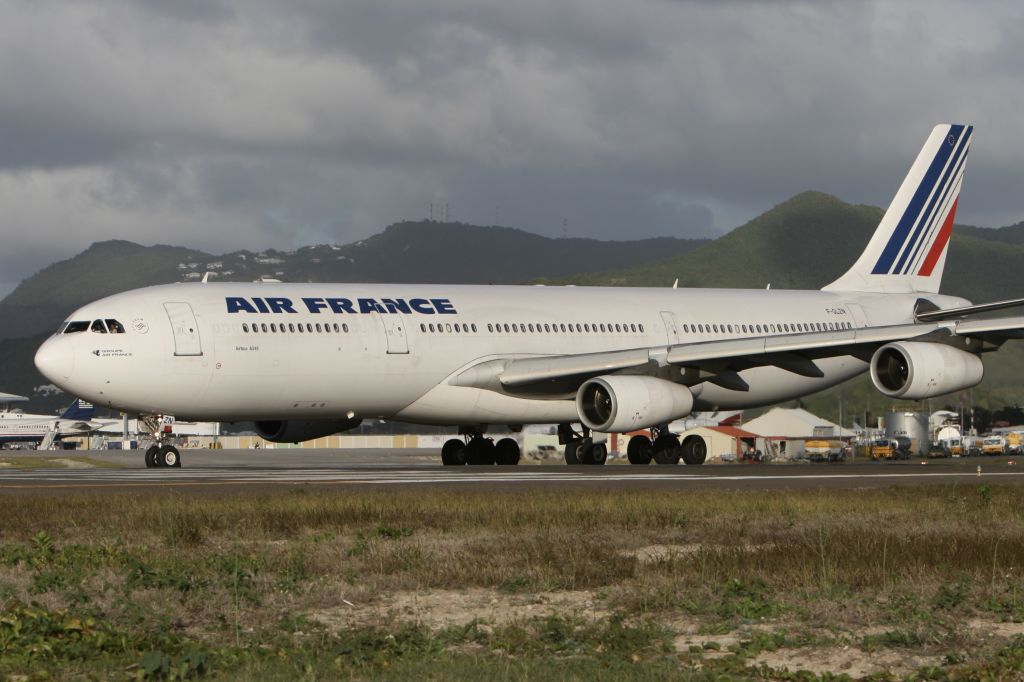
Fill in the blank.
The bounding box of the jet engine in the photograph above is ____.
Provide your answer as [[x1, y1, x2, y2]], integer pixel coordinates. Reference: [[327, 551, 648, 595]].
[[870, 342, 983, 400], [576, 375, 694, 433], [254, 417, 362, 443]]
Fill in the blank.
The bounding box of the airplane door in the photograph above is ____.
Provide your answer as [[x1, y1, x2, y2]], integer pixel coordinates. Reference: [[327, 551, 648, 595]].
[[660, 311, 680, 345], [163, 302, 203, 356], [376, 313, 410, 354]]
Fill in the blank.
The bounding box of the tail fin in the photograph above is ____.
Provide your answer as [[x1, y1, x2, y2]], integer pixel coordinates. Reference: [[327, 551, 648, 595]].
[[60, 399, 94, 420], [823, 123, 972, 294]]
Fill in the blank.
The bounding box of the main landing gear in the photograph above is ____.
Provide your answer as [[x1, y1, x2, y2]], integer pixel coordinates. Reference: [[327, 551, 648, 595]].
[[441, 429, 521, 466], [626, 427, 707, 466], [558, 423, 608, 465]]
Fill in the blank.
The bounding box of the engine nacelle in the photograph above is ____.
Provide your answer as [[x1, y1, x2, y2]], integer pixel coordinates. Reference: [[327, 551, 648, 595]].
[[870, 342, 983, 400], [254, 418, 362, 443], [576, 375, 694, 433]]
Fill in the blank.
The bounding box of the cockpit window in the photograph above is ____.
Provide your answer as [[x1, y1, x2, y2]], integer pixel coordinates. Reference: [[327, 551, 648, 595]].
[[55, 322, 69, 335], [91, 320, 108, 334], [105, 319, 125, 334], [64, 321, 89, 334]]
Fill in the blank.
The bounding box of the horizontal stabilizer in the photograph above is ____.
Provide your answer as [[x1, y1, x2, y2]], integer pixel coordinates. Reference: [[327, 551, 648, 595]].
[[915, 297, 1024, 321]]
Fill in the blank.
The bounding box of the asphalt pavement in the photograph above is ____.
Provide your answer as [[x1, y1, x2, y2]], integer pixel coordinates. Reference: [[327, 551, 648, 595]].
[[0, 448, 1021, 494]]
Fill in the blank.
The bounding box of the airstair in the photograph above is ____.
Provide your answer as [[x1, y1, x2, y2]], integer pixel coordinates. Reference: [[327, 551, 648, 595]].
[[38, 422, 58, 450]]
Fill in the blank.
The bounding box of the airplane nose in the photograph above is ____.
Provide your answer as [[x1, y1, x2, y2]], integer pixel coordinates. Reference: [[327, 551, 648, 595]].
[[34, 338, 74, 382]]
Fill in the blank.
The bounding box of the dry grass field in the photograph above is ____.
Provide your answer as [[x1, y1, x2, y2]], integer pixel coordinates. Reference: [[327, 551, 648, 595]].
[[1, 484, 1023, 679]]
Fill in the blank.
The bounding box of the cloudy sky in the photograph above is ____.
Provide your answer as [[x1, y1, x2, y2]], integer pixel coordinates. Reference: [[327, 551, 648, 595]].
[[1, 0, 1023, 295]]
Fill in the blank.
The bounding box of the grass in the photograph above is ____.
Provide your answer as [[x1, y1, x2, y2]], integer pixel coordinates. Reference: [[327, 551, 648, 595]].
[[0, 485, 1023, 678]]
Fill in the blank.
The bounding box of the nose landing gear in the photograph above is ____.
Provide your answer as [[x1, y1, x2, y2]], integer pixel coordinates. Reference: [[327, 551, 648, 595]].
[[140, 415, 182, 468]]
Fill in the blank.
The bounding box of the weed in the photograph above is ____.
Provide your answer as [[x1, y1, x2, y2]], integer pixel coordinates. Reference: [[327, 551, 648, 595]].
[[715, 578, 778, 619], [933, 577, 970, 612], [374, 525, 413, 539], [978, 483, 993, 507]]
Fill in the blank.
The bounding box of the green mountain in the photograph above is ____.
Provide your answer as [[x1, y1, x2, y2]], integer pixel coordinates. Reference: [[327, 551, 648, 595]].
[[1, 223, 705, 340], [544, 191, 1024, 301]]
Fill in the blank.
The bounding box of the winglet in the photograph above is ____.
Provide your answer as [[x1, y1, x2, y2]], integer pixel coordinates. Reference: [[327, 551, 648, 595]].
[[823, 124, 972, 294]]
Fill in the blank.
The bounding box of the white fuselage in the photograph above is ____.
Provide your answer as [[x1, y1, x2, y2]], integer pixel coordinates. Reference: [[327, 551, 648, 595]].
[[34, 283, 969, 426]]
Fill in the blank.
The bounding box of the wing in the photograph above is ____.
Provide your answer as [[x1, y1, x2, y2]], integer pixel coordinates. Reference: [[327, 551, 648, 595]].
[[452, 316, 1024, 397]]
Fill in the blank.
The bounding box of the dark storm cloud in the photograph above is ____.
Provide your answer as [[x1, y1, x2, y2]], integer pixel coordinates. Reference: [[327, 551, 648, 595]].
[[0, 0, 1023, 295]]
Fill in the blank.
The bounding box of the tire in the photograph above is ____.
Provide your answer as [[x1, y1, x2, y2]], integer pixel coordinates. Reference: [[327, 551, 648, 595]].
[[465, 438, 496, 465], [494, 438, 521, 465], [158, 445, 181, 468], [681, 435, 707, 465], [653, 434, 681, 465], [441, 438, 466, 466], [564, 440, 581, 465], [588, 442, 608, 465], [627, 435, 653, 465], [144, 445, 160, 468]]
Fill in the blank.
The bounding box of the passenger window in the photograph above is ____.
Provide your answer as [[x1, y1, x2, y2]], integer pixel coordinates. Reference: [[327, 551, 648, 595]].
[[631, 324, 637, 333], [333, 323, 340, 332], [242, 323, 250, 333], [91, 320, 108, 334], [261, 323, 268, 333], [471, 324, 477, 332], [105, 319, 125, 334], [343, 323, 349, 332], [638, 324, 644, 333], [270, 323, 277, 332], [297, 324, 303, 333], [314, 323, 322, 333]]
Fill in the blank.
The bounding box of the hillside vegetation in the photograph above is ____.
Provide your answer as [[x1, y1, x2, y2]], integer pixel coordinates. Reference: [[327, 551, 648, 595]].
[[0, 223, 705, 340]]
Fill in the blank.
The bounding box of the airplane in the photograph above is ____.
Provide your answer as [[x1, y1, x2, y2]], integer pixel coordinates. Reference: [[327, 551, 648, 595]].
[[0, 398, 99, 448], [34, 123, 1024, 469]]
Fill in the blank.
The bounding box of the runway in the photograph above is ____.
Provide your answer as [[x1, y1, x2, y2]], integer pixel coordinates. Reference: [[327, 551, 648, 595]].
[[1, 448, 1022, 493]]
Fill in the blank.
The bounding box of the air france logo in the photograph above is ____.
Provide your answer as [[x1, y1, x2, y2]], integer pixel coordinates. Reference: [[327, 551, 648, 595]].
[[225, 296, 457, 315]]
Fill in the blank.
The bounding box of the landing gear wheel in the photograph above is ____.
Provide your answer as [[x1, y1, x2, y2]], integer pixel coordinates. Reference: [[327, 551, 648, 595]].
[[158, 445, 181, 468], [144, 445, 160, 468], [441, 438, 467, 466], [681, 436, 707, 466], [577, 438, 597, 464], [465, 438, 496, 465], [653, 435, 681, 465], [564, 440, 582, 465], [627, 436, 653, 465], [494, 438, 521, 465], [587, 442, 608, 465]]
